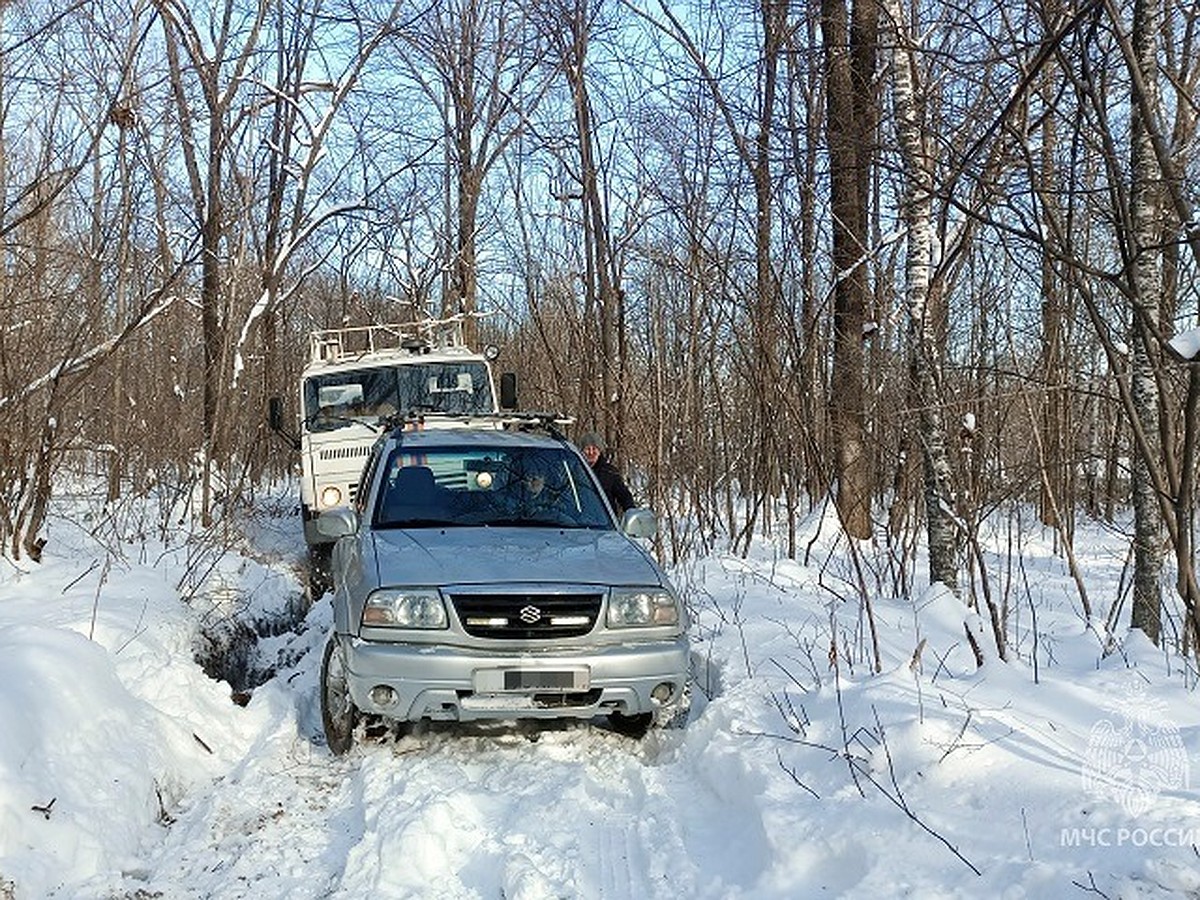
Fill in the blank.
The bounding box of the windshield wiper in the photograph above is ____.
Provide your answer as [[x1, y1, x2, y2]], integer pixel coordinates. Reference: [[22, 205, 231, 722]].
[[303, 412, 382, 432], [380, 518, 460, 528], [476, 517, 591, 528]]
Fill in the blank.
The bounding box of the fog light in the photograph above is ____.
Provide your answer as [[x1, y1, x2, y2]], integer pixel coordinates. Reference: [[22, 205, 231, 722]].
[[651, 682, 674, 703], [370, 685, 397, 707]]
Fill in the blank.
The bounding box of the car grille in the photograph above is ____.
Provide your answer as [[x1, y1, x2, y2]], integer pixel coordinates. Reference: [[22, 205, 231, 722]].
[[450, 593, 602, 639]]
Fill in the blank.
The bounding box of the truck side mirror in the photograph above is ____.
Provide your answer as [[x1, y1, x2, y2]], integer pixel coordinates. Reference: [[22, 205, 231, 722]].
[[500, 372, 518, 410], [268, 396, 284, 432], [267, 396, 300, 450]]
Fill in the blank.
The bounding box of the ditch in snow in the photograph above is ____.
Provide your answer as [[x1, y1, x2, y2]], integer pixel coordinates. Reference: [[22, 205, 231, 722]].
[[191, 581, 312, 702]]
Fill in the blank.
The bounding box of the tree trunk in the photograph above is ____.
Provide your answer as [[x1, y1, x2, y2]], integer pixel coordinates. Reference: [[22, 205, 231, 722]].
[[822, 0, 876, 539], [884, 0, 958, 593], [1128, 0, 1163, 644]]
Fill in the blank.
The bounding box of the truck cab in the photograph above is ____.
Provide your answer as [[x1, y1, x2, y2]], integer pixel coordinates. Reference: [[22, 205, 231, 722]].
[[272, 318, 514, 594]]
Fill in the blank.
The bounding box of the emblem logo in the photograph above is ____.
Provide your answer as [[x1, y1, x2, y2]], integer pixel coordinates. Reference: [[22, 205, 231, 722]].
[[519, 605, 542, 624], [1082, 681, 1189, 817]]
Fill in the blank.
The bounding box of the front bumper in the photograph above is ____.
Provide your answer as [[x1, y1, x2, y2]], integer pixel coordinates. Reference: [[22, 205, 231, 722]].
[[338, 633, 690, 723]]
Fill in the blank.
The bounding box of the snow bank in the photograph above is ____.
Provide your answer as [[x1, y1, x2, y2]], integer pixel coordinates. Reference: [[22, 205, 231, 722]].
[[1, 491, 1198, 899]]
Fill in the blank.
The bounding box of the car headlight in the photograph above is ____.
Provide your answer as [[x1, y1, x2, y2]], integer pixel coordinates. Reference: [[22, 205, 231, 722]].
[[319, 485, 343, 508], [606, 587, 680, 628], [362, 588, 448, 629]]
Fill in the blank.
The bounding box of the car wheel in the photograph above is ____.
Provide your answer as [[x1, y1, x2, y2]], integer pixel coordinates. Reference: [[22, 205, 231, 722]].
[[321, 637, 357, 754], [607, 711, 653, 739]]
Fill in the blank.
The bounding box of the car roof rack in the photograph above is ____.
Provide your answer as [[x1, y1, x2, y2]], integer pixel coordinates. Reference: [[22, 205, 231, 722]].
[[499, 411, 576, 441], [380, 411, 576, 442]]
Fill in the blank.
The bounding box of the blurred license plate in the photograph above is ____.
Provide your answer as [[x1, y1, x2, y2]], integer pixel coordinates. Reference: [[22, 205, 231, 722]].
[[474, 668, 589, 692]]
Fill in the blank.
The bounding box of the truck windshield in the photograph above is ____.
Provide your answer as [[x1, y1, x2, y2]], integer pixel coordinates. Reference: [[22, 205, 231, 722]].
[[303, 362, 493, 432]]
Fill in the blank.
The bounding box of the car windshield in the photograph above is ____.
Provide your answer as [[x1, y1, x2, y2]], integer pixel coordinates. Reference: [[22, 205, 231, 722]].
[[372, 445, 612, 530], [303, 362, 494, 432]]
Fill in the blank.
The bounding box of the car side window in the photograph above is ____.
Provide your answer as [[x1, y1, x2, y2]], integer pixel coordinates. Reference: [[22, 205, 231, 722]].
[[355, 439, 386, 516]]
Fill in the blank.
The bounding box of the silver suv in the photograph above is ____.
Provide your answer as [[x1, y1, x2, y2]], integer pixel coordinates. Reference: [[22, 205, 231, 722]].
[[316, 421, 690, 752]]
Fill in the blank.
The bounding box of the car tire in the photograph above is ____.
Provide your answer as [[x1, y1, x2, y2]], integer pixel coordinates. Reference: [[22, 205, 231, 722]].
[[321, 637, 357, 754], [607, 711, 653, 739]]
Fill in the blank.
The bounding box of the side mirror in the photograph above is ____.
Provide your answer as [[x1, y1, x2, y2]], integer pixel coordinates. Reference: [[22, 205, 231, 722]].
[[268, 396, 284, 432], [620, 508, 657, 539], [316, 507, 358, 539], [267, 396, 301, 450], [499, 372, 518, 410]]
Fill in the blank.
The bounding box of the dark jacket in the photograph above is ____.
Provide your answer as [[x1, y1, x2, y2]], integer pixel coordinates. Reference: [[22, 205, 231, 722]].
[[592, 456, 635, 518]]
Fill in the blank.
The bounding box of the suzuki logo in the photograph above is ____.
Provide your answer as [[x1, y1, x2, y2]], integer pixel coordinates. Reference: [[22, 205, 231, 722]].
[[519, 605, 542, 624]]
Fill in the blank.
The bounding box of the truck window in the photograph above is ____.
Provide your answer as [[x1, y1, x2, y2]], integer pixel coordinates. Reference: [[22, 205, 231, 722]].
[[303, 361, 494, 431], [304, 368, 397, 431], [396, 362, 492, 415]]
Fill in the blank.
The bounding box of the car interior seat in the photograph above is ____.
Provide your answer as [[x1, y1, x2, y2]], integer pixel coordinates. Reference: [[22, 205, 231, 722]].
[[382, 465, 439, 523]]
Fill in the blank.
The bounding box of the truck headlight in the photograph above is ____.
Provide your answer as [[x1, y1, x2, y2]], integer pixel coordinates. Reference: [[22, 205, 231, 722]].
[[362, 588, 448, 629], [320, 485, 343, 508], [606, 588, 680, 628]]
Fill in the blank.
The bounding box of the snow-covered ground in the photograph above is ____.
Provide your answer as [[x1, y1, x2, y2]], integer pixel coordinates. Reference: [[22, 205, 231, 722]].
[[1, 483, 1197, 899]]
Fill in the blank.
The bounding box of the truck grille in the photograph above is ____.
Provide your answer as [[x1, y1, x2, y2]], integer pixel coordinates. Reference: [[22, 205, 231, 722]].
[[319, 445, 369, 462], [450, 593, 602, 639]]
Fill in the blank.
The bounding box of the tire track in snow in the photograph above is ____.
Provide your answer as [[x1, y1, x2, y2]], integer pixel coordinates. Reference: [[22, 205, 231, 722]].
[[129, 731, 370, 899], [120, 710, 764, 899], [317, 721, 764, 899], [327, 725, 667, 899]]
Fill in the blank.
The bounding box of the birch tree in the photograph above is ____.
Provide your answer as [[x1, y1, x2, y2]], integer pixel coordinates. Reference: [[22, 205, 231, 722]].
[[1125, 0, 1164, 644], [1109, 0, 1200, 645], [882, 0, 958, 594]]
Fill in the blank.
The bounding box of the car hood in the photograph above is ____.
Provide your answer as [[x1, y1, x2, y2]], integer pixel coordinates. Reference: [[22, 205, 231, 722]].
[[369, 527, 666, 588]]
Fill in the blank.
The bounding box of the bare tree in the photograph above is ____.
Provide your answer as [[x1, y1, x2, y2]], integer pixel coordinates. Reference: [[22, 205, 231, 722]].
[[0, 1, 161, 559], [535, 0, 630, 452], [398, 0, 554, 347], [158, 0, 268, 523], [821, 0, 877, 539], [232, 1, 407, 385], [627, 0, 811, 552]]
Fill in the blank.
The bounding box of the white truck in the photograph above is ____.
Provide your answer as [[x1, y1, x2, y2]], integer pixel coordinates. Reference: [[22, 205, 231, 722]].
[[269, 317, 516, 594]]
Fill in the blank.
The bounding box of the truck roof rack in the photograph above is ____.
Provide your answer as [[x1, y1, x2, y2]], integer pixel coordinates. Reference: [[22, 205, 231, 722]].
[[307, 316, 482, 366]]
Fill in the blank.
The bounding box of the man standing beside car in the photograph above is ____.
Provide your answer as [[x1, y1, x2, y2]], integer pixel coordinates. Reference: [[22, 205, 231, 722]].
[[578, 432, 635, 519]]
